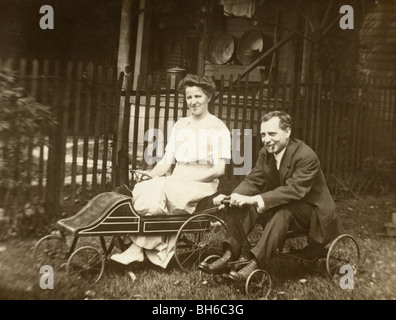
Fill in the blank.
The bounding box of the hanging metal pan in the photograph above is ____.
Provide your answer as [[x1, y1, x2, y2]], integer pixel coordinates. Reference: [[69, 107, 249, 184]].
[[209, 33, 235, 65]]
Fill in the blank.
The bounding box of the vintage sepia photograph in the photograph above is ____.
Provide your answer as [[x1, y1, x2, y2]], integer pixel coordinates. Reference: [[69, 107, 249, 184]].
[[0, 0, 395, 303]]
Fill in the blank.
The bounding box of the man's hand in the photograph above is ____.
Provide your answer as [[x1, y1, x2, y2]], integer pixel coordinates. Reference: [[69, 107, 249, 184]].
[[213, 194, 227, 206], [229, 193, 259, 208]]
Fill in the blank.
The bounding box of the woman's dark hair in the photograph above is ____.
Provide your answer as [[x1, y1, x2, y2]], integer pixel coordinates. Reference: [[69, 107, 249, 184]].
[[178, 74, 216, 99], [261, 110, 292, 130]]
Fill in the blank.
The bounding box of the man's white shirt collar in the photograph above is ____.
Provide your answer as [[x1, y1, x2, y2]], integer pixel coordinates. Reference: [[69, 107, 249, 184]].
[[274, 147, 286, 170]]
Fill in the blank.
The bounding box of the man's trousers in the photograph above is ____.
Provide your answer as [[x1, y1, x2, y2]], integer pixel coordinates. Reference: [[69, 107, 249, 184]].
[[224, 201, 316, 268]]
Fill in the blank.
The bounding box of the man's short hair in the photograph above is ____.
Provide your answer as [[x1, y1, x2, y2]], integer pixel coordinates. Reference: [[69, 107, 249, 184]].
[[178, 74, 216, 99], [261, 110, 292, 130]]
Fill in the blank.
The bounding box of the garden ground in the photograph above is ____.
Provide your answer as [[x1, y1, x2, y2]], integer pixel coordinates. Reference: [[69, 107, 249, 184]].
[[0, 192, 395, 300]]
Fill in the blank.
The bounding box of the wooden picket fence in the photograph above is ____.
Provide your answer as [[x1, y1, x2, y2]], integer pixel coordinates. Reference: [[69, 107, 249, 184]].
[[1, 57, 395, 212]]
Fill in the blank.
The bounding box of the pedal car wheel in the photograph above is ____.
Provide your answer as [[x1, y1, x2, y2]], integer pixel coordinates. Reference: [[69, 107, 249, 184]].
[[33, 234, 68, 270], [199, 255, 224, 284], [326, 234, 360, 278], [245, 269, 272, 300], [66, 246, 105, 284], [175, 213, 228, 272]]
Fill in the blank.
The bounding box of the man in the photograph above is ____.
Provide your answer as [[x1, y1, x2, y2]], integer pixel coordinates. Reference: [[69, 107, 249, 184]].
[[199, 110, 342, 281]]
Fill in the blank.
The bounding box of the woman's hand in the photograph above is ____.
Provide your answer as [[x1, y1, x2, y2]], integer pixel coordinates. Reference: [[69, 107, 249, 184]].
[[213, 194, 227, 206], [131, 169, 153, 183], [140, 170, 153, 178]]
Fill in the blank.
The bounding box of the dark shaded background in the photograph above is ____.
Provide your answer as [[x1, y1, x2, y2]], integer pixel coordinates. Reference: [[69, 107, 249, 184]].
[[0, 0, 122, 66]]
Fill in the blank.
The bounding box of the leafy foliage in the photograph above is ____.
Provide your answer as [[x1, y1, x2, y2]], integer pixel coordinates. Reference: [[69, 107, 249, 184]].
[[327, 156, 396, 200], [0, 67, 56, 237]]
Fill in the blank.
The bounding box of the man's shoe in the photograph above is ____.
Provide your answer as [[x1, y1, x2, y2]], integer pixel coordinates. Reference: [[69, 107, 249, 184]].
[[299, 245, 328, 261], [312, 245, 328, 258], [227, 259, 259, 282], [198, 250, 234, 275]]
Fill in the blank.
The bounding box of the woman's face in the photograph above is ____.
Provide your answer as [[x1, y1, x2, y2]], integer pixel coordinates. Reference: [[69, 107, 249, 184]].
[[185, 86, 210, 118]]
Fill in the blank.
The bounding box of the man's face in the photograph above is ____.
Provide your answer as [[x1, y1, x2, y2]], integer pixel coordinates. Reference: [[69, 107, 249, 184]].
[[260, 117, 291, 154]]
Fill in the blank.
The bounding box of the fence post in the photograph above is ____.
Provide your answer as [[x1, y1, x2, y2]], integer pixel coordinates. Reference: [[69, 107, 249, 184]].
[[81, 62, 94, 203], [26, 60, 40, 191], [100, 67, 115, 191], [225, 75, 233, 181], [142, 75, 152, 170], [163, 76, 171, 147], [91, 66, 105, 193], [45, 60, 61, 215], [111, 72, 125, 189], [38, 60, 50, 200], [70, 62, 83, 202], [131, 75, 142, 174], [119, 71, 134, 186]]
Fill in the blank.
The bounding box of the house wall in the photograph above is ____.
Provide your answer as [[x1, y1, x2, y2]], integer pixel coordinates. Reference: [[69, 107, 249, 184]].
[[204, 16, 272, 83], [148, 29, 200, 88], [203, 7, 300, 84], [141, 1, 304, 87], [276, 8, 300, 82], [150, 35, 184, 87]]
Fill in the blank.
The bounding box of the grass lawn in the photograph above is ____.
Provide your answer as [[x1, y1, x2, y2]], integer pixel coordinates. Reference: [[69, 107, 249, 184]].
[[0, 193, 395, 300]]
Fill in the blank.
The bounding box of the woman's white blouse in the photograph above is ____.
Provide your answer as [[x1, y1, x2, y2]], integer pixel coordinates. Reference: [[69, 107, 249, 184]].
[[162, 115, 231, 165]]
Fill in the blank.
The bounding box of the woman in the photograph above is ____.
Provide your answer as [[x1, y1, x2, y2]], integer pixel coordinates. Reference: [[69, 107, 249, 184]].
[[110, 74, 231, 268]]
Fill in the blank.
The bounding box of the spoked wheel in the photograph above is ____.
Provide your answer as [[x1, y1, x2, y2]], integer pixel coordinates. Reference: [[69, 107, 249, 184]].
[[66, 246, 105, 284], [33, 234, 68, 270], [245, 269, 272, 300], [326, 234, 360, 278], [175, 213, 228, 272]]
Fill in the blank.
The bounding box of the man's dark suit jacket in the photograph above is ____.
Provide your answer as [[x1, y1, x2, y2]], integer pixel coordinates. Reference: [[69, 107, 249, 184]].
[[233, 138, 341, 245]]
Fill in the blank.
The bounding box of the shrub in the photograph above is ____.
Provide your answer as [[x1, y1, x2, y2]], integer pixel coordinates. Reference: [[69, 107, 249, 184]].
[[0, 67, 56, 237], [327, 156, 396, 200]]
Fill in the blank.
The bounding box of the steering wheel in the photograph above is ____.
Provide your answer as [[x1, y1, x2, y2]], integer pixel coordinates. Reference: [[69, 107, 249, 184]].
[[221, 196, 231, 206], [130, 169, 153, 183]]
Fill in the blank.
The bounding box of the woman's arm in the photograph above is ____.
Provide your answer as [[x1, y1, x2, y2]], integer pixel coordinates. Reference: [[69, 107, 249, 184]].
[[186, 161, 226, 183], [149, 154, 174, 177]]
